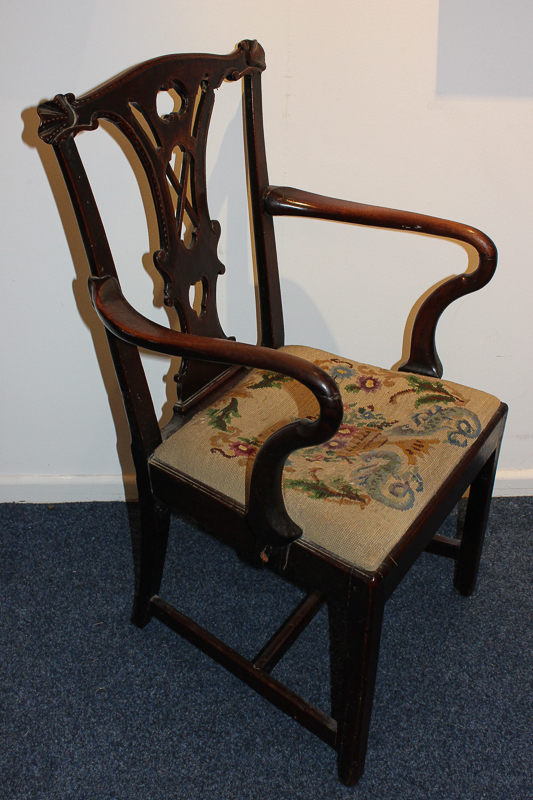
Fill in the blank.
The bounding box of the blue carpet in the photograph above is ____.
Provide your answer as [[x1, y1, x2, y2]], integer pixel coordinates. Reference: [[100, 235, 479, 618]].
[[1, 498, 532, 799]]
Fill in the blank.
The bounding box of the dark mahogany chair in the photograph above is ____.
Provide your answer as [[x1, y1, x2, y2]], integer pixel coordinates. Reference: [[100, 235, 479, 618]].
[[37, 40, 507, 786]]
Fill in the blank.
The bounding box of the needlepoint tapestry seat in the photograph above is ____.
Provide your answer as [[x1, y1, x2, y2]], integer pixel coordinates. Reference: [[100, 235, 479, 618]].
[[37, 39, 507, 788], [152, 344, 501, 573]]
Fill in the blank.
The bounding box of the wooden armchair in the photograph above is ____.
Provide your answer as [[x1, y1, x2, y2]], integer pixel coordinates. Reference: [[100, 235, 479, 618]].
[[37, 40, 507, 786]]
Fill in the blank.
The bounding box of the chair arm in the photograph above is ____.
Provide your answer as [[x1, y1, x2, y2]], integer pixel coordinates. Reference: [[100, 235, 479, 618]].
[[264, 185, 497, 378], [89, 275, 343, 548]]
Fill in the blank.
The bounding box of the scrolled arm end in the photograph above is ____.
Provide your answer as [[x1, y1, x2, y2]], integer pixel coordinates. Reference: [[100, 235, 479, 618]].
[[246, 375, 343, 550], [89, 275, 345, 551]]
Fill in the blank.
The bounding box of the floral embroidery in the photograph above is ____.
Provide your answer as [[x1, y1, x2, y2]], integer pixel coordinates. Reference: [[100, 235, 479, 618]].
[[329, 364, 358, 381], [390, 375, 465, 408], [354, 450, 423, 510], [228, 440, 259, 457], [395, 438, 440, 465], [206, 397, 240, 432], [346, 375, 382, 394], [389, 406, 481, 447], [284, 471, 369, 508], [203, 355, 484, 512], [247, 371, 293, 391]]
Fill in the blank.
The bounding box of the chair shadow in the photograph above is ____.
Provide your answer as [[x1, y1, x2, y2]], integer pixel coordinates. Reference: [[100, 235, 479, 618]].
[[21, 105, 137, 496], [20, 91, 276, 493]]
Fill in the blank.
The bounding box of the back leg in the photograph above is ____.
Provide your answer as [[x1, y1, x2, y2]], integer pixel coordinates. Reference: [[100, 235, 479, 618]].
[[130, 490, 170, 628], [454, 447, 499, 597]]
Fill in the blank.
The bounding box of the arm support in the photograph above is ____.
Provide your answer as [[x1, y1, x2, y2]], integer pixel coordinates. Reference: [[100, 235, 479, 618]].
[[264, 186, 497, 377], [89, 275, 343, 547]]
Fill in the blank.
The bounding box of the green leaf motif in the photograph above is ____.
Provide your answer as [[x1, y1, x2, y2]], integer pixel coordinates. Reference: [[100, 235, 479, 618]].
[[344, 405, 393, 429], [206, 397, 240, 432], [285, 476, 368, 506], [405, 375, 462, 408], [413, 393, 456, 408], [345, 383, 361, 394], [249, 371, 293, 391]]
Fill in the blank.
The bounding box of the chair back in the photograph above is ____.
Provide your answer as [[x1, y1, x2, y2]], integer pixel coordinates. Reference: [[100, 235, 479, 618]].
[[37, 40, 283, 411]]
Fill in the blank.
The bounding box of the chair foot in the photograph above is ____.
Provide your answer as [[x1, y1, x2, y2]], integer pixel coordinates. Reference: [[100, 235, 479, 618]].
[[128, 494, 170, 628], [130, 595, 155, 629], [454, 449, 499, 597], [337, 760, 365, 787]]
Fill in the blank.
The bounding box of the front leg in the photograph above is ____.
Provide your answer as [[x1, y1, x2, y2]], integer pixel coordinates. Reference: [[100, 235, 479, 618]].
[[329, 577, 385, 786]]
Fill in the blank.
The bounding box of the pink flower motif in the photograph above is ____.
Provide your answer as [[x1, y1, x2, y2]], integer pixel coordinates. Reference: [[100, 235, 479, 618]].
[[335, 424, 360, 439], [228, 441, 258, 457], [323, 424, 360, 453], [356, 375, 382, 393]]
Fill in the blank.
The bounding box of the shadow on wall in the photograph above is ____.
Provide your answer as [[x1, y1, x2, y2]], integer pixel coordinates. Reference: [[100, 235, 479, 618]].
[[437, 0, 533, 96], [20, 79, 337, 495], [21, 105, 137, 494]]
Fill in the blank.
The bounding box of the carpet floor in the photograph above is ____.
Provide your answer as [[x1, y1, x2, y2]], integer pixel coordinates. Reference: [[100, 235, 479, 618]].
[[1, 497, 532, 799]]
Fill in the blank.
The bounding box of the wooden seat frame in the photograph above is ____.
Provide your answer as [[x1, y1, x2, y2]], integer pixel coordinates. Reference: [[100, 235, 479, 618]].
[[37, 40, 507, 786]]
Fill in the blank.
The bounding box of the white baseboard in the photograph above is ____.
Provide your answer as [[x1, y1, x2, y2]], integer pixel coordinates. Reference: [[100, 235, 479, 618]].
[[0, 470, 531, 503], [0, 474, 138, 503], [493, 470, 533, 497]]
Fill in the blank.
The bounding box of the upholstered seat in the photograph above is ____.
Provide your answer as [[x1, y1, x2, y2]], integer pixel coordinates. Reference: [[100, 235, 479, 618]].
[[151, 345, 501, 572]]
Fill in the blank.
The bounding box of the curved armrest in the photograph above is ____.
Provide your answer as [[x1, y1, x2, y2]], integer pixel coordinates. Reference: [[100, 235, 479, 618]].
[[264, 186, 497, 378], [89, 275, 343, 548]]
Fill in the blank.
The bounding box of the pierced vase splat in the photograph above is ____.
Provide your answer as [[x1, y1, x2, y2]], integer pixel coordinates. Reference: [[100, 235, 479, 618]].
[[37, 39, 267, 409]]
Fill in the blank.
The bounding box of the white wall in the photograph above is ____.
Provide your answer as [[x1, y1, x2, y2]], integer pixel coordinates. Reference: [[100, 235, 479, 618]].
[[1, 0, 531, 501]]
